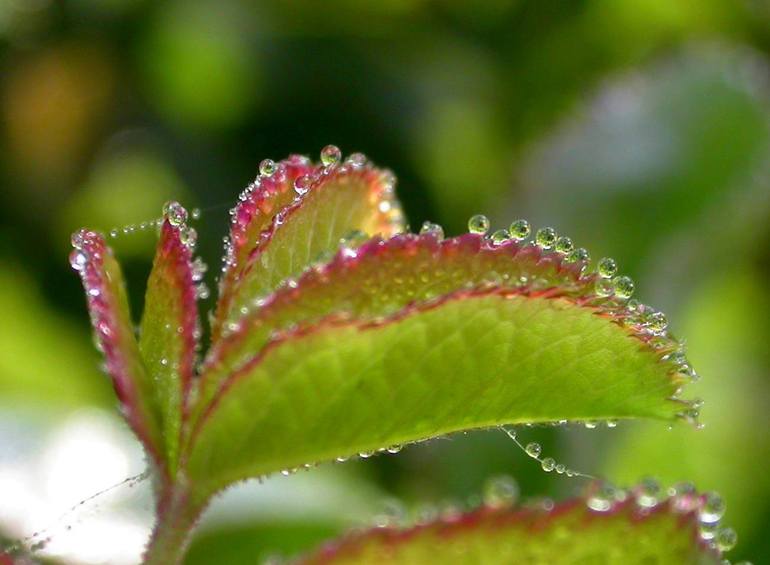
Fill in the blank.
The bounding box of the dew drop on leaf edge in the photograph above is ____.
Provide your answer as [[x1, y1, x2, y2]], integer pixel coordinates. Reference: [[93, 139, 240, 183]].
[[321, 144, 342, 167], [259, 158, 277, 177], [509, 219, 531, 241], [597, 257, 617, 278], [468, 214, 490, 235], [535, 227, 557, 249]]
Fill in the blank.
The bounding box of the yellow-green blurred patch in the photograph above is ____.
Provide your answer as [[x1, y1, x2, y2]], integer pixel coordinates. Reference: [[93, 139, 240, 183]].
[[59, 145, 190, 258], [0, 267, 111, 411], [138, 0, 258, 130]]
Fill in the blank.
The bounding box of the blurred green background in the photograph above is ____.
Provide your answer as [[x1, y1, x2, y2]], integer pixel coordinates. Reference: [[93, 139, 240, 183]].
[[0, 1, 769, 563]]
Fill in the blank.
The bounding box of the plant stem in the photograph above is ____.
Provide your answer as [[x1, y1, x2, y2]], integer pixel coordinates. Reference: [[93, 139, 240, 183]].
[[143, 486, 204, 565]]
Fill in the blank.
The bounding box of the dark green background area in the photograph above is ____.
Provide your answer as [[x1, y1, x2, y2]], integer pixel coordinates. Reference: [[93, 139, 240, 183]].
[[0, 1, 768, 563]]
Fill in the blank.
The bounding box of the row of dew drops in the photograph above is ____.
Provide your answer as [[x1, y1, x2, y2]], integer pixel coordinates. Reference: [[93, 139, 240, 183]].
[[444, 213, 700, 397], [459, 214, 702, 422], [463, 213, 651, 317]]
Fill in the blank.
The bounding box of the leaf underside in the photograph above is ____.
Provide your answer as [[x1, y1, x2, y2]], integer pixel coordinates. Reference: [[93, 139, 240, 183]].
[[300, 495, 720, 565], [187, 288, 687, 501]]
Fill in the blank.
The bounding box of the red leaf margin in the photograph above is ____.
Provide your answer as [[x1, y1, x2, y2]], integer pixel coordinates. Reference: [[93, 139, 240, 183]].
[[70, 229, 165, 471]]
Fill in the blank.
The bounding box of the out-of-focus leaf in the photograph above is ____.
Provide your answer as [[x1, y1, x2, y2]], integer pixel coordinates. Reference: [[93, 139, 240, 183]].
[[301, 492, 722, 564], [185, 522, 339, 565], [517, 47, 770, 280]]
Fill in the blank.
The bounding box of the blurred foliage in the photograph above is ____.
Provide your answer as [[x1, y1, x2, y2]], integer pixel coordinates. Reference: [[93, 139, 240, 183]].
[[0, 0, 768, 563]]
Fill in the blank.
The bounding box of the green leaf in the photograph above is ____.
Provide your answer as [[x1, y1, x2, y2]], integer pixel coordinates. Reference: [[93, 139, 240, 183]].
[[299, 490, 722, 564], [211, 155, 405, 341], [69, 229, 165, 472], [187, 286, 691, 501], [194, 233, 594, 423], [140, 214, 200, 474]]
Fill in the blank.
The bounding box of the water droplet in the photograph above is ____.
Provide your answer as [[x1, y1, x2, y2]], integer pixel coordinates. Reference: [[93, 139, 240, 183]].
[[613, 276, 635, 299], [109, 229, 119, 238], [700, 492, 726, 523], [535, 227, 557, 249], [347, 152, 367, 168], [180, 227, 197, 248], [647, 311, 668, 333], [191, 257, 208, 282], [555, 463, 566, 474], [555, 236, 574, 254], [468, 214, 490, 235], [670, 482, 699, 513], [191, 208, 201, 220], [69, 250, 88, 271], [595, 278, 615, 297], [358, 451, 373, 458], [163, 201, 188, 227], [716, 527, 737, 552], [320, 145, 342, 167], [386, 445, 402, 454], [565, 247, 590, 264], [419, 221, 444, 240], [483, 475, 518, 508], [635, 477, 660, 508], [699, 520, 719, 540], [259, 159, 277, 177], [541, 457, 556, 472], [374, 499, 407, 528], [587, 483, 616, 512], [196, 283, 210, 300], [597, 257, 617, 278], [294, 175, 312, 195], [491, 229, 510, 245], [669, 481, 696, 497], [525, 442, 542, 458], [509, 219, 531, 241]]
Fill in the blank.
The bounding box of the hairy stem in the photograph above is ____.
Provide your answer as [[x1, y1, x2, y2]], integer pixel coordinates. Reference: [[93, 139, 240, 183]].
[[143, 486, 204, 565]]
